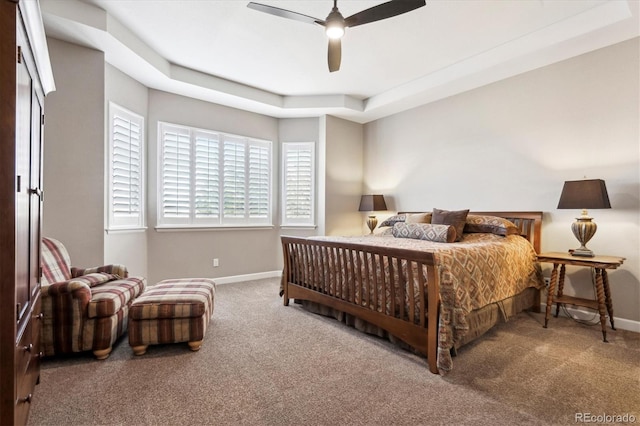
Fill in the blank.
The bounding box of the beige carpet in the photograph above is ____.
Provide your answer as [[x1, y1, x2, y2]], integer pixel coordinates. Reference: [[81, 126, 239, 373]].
[[28, 278, 639, 426]]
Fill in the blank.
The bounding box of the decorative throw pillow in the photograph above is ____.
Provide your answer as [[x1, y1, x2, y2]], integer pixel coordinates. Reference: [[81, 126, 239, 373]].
[[431, 208, 469, 242], [392, 222, 456, 243], [464, 215, 520, 236], [373, 226, 394, 236], [379, 213, 407, 228], [405, 212, 432, 224], [69, 272, 120, 288]]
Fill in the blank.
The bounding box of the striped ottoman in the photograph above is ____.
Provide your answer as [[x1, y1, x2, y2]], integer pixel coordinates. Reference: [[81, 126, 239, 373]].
[[128, 278, 216, 355]]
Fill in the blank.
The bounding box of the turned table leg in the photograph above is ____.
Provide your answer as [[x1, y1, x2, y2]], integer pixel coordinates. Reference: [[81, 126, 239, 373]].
[[554, 264, 566, 318], [602, 270, 615, 330], [594, 268, 609, 342], [544, 264, 559, 328]]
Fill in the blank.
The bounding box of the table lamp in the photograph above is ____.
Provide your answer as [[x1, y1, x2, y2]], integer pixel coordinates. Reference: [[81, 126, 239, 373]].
[[557, 179, 611, 257], [358, 194, 387, 234]]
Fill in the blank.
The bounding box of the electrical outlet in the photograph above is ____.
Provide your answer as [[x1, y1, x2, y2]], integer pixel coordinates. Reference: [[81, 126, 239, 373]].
[[213, 258, 219, 267], [543, 277, 550, 287]]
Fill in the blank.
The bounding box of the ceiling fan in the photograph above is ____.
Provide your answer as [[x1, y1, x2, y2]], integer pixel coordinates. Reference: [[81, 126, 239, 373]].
[[247, 0, 426, 72]]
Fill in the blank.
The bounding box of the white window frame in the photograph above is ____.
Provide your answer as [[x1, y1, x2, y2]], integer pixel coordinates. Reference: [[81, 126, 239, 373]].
[[107, 102, 145, 231], [157, 121, 273, 228], [281, 142, 315, 227]]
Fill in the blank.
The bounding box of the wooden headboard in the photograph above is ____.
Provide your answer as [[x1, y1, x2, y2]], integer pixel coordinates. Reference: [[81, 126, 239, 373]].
[[398, 211, 543, 253]]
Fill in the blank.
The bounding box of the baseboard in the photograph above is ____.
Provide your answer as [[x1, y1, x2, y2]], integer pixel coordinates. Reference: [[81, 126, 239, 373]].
[[540, 303, 640, 333], [214, 270, 282, 285]]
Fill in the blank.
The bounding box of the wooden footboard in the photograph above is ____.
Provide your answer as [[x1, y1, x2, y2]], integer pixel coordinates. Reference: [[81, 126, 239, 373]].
[[281, 237, 441, 374]]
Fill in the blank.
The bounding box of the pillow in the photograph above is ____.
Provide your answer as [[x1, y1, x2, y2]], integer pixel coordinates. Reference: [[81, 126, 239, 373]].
[[464, 215, 520, 236], [431, 208, 469, 242], [379, 214, 407, 228], [69, 272, 120, 288], [392, 222, 456, 243], [374, 226, 394, 236], [405, 212, 432, 224]]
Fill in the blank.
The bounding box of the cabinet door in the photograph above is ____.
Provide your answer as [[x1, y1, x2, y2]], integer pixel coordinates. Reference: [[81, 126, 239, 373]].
[[16, 12, 44, 328], [15, 26, 32, 329], [29, 72, 43, 303]]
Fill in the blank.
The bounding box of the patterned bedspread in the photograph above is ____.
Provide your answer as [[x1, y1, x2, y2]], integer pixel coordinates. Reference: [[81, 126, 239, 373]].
[[307, 233, 544, 372]]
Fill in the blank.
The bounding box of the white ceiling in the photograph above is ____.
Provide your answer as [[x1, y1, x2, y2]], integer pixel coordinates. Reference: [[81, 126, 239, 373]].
[[40, 0, 639, 123]]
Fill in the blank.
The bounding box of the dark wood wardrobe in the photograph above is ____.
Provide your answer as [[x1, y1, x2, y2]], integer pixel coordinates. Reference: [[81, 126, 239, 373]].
[[0, 1, 54, 424]]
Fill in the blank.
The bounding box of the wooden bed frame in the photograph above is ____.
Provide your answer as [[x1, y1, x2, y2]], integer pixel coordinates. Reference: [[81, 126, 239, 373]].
[[281, 211, 542, 374]]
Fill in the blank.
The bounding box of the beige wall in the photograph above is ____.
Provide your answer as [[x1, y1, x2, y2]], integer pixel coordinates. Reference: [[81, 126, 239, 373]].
[[322, 115, 365, 236], [44, 40, 148, 277], [43, 38, 105, 267], [104, 64, 148, 278], [364, 38, 640, 324], [146, 90, 281, 284]]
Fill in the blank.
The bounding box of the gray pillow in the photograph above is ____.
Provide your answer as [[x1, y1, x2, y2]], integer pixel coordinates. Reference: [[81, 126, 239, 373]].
[[431, 208, 469, 242], [392, 222, 456, 243], [405, 212, 432, 224], [464, 215, 520, 236], [379, 214, 407, 228]]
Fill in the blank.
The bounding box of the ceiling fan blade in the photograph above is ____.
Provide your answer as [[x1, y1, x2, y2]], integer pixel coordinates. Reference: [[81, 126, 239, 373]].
[[247, 2, 323, 26], [328, 38, 341, 73], [344, 0, 426, 28]]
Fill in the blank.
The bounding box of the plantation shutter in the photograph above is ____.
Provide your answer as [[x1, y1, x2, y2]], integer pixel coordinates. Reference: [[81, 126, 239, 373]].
[[108, 103, 144, 230], [248, 142, 270, 219], [282, 142, 314, 226], [223, 138, 246, 219], [161, 124, 191, 219], [194, 133, 220, 219]]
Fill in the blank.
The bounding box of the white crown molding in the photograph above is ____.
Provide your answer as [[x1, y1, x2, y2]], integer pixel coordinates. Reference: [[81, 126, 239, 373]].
[[20, 0, 56, 94]]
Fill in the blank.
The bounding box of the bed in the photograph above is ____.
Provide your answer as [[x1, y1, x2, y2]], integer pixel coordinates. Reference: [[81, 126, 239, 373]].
[[280, 211, 544, 374]]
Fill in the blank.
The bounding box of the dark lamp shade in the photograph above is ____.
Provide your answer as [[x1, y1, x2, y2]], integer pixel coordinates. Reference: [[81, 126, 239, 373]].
[[557, 179, 611, 210], [359, 194, 387, 212]]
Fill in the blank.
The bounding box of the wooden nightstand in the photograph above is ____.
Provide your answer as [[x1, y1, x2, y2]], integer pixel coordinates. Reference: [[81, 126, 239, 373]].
[[538, 252, 625, 342]]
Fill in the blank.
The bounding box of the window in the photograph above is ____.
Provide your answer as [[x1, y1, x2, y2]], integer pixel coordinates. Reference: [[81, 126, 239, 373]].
[[158, 122, 272, 227], [281, 142, 315, 226], [107, 103, 144, 230]]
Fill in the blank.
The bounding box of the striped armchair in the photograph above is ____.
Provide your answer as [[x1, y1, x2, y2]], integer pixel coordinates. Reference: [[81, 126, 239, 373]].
[[41, 237, 146, 359]]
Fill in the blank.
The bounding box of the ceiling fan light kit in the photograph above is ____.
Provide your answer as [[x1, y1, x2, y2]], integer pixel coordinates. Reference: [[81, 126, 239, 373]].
[[248, 0, 426, 72], [325, 8, 345, 40]]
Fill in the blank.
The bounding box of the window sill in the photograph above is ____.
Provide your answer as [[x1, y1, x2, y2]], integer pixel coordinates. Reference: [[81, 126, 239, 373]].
[[155, 225, 275, 232], [280, 225, 317, 230], [105, 227, 147, 234]]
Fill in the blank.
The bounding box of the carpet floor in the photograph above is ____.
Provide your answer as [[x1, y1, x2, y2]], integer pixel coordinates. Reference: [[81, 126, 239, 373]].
[[28, 278, 639, 426]]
